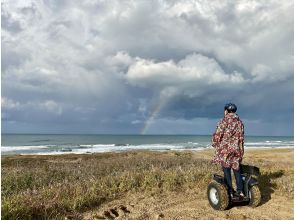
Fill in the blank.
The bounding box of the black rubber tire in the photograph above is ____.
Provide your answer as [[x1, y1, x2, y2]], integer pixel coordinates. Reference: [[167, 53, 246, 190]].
[[207, 180, 229, 210], [249, 185, 261, 207]]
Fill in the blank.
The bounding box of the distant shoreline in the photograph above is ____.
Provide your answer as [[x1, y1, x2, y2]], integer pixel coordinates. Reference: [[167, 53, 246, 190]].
[[2, 145, 294, 157]]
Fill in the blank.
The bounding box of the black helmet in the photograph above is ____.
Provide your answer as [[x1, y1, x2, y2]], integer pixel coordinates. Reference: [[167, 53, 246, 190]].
[[224, 103, 237, 113]]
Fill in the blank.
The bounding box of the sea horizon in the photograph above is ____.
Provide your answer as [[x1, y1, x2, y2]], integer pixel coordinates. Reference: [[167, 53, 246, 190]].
[[2, 133, 294, 137]]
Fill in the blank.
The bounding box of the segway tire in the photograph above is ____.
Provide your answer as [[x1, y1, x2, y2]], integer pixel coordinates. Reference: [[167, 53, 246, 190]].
[[249, 185, 261, 207], [207, 180, 229, 210]]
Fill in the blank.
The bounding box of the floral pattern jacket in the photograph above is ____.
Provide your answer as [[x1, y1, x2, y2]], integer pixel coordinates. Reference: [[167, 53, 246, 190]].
[[211, 113, 244, 170]]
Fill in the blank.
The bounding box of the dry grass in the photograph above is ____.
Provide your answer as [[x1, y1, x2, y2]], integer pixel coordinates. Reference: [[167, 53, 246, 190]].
[[1, 151, 215, 219], [2, 150, 293, 219]]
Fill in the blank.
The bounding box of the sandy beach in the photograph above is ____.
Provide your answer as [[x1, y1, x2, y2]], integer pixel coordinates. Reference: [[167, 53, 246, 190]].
[[2, 148, 294, 219]]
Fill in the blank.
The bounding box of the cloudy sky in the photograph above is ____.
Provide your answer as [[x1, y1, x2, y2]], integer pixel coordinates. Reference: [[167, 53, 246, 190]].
[[2, 0, 294, 135]]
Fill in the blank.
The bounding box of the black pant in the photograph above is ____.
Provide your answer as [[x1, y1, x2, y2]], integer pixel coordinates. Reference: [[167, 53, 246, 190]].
[[223, 167, 243, 194]]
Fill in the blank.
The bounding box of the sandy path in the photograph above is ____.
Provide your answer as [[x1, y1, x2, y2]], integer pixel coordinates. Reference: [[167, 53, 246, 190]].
[[83, 190, 294, 220]]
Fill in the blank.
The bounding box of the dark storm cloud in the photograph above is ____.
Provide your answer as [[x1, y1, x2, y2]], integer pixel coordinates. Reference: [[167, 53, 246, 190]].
[[2, 0, 294, 135]]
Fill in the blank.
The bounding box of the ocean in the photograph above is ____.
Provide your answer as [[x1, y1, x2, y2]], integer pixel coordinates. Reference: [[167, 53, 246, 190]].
[[1, 134, 294, 156]]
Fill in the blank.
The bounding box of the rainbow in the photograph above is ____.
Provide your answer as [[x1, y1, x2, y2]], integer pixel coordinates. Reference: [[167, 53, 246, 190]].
[[141, 101, 166, 134]]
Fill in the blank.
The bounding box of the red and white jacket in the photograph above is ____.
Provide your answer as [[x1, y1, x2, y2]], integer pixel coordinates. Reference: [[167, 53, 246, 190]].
[[211, 113, 244, 170]]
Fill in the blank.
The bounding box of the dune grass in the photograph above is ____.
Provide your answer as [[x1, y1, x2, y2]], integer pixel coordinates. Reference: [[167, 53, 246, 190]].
[[2, 150, 293, 219]]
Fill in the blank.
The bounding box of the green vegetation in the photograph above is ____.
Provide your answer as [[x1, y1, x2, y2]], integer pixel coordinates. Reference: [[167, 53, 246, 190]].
[[2, 150, 293, 219]]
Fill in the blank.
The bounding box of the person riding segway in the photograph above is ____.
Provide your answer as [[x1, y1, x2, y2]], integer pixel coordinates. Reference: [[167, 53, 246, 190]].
[[207, 103, 261, 210]]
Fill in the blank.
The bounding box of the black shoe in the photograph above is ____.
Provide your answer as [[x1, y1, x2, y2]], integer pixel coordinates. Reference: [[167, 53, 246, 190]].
[[231, 192, 245, 202], [230, 192, 239, 199]]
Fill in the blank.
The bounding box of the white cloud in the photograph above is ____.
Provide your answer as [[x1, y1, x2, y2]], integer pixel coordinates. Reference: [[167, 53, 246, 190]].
[[2, 0, 294, 134], [126, 53, 246, 99]]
